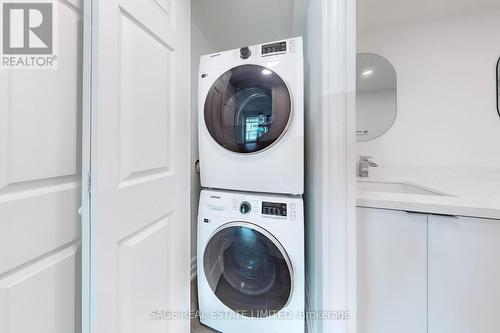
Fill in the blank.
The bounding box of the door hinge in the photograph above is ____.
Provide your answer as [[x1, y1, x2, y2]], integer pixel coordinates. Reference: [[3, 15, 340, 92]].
[[87, 172, 92, 195]]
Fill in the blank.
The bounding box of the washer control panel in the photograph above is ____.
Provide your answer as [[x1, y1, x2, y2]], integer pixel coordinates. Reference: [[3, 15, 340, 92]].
[[229, 196, 299, 221], [262, 201, 287, 217]]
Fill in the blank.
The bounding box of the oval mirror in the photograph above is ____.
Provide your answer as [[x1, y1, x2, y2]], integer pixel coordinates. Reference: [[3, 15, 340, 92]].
[[356, 53, 397, 142]]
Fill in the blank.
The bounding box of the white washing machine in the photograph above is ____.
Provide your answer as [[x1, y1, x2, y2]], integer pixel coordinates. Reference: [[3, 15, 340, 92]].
[[197, 189, 304, 333], [198, 37, 304, 195]]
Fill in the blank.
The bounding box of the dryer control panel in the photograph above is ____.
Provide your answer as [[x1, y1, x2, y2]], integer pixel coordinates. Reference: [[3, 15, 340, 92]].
[[261, 41, 287, 56]]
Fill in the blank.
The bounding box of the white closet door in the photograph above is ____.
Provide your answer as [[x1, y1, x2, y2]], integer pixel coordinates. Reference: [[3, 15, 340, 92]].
[[91, 0, 191, 332], [0, 1, 83, 333]]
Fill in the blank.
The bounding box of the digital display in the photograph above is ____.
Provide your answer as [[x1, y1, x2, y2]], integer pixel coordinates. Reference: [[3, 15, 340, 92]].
[[261, 41, 287, 55], [262, 201, 287, 217]]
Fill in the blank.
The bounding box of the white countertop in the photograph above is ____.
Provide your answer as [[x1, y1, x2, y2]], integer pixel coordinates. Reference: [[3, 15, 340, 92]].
[[356, 166, 500, 220]]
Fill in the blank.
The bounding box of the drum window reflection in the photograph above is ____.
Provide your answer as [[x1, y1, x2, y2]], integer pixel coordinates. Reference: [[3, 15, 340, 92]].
[[203, 225, 292, 317], [204, 65, 291, 153]]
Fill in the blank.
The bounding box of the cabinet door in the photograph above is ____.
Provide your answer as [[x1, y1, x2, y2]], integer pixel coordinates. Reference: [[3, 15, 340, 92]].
[[428, 215, 500, 333], [357, 208, 428, 333]]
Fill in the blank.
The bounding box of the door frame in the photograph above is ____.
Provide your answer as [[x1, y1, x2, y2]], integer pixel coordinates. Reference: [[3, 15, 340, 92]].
[[321, 0, 357, 331], [81, 0, 94, 332], [305, 0, 357, 332]]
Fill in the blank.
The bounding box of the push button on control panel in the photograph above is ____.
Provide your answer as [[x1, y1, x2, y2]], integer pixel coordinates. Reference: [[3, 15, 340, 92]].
[[290, 202, 296, 221]]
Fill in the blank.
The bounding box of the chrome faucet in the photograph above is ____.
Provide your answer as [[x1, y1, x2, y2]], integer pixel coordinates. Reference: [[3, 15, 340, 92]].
[[358, 156, 378, 178]]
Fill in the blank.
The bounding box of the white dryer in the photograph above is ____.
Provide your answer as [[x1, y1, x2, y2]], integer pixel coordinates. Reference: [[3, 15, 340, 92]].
[[197, 189, 304, 333], [198, 37, 304, 195]]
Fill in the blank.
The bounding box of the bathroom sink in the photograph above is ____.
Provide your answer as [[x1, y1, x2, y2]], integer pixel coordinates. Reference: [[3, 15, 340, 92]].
[[357, 180, 445, 196]]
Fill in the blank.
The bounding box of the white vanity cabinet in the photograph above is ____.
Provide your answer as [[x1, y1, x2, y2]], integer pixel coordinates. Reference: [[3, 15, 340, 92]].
[[428, 215, 500, 333], [357, 207, 428, 333], [358, 207, 500, 333]]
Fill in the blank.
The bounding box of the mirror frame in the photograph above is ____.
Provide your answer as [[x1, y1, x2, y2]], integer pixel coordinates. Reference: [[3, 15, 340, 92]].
[[497, 56, 500, 118]]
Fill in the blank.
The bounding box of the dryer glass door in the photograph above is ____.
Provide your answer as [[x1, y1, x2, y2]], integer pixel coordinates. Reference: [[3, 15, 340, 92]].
[[204, 64, 292, 153], [203, 223, 292, 317]]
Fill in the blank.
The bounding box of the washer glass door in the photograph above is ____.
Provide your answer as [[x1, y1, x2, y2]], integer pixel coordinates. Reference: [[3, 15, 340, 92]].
[[204, 64, 292, 153], [203, 223, 292, 317]]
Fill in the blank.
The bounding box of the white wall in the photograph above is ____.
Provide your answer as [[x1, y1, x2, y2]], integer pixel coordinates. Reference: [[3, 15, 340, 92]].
[[191, 0, 306, 52], [357, 10, 500, 168]]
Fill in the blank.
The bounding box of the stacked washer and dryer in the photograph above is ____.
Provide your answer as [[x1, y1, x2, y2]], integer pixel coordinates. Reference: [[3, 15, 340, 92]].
[[197, 37, 305, 333]]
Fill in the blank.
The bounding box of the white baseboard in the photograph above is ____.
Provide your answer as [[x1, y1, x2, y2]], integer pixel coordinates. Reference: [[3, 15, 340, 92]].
[[190, 255, 197, 281]]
